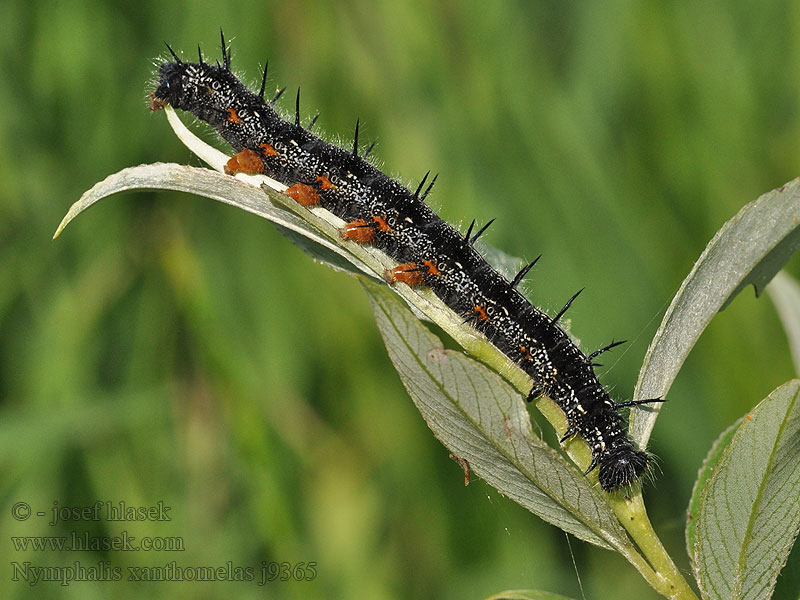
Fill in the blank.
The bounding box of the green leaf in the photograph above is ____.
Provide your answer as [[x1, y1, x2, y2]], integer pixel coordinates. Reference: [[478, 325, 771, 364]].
[[690, 380, 800, 600], [767, 271, 800, 377], [362, 278, 638, 553], [631, 179, 800, 448]]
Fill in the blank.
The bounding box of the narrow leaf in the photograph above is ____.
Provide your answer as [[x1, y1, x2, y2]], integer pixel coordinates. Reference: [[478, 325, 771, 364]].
[[54, 162, 380, 281], [631, 179, 800, 448], [691, 380, 800, 600], [362, 279, 637, 553]]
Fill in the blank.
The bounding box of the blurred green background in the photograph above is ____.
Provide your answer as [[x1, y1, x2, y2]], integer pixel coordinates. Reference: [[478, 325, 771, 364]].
[[3, 1, 800, 598]]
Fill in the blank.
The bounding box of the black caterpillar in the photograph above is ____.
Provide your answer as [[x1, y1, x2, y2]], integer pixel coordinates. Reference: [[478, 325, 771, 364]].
[[151, 33, 654, 492]]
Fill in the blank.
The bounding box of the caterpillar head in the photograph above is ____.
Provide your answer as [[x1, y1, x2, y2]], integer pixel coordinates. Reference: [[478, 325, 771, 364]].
[[152, 61, 191, 110], [151, 60, 233, 122], [598, 446, 649, 492]]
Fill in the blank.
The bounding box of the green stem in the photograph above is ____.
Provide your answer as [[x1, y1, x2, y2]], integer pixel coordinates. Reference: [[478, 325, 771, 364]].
[[608, 491, 697, 599]]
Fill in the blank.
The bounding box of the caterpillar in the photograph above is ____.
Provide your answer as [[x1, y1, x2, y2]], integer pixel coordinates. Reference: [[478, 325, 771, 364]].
[[150, 33, 655, 492]]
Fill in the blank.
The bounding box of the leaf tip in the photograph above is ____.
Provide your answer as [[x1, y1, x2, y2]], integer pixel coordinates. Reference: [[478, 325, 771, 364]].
[[53, 213, 71, 239], [54, 199, 85, 239]]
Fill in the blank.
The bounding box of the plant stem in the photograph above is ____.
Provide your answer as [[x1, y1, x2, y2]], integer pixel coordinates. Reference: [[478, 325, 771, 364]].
[[608, 490, 698, 599]]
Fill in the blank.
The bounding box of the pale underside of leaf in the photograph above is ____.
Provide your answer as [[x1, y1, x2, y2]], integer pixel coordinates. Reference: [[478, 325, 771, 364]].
[[692, 380, 800, 600], [631, 179, 800, 448]]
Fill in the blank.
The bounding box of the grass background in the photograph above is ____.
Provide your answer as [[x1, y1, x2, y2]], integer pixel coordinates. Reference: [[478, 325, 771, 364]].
[[3, 1, 800, 598]]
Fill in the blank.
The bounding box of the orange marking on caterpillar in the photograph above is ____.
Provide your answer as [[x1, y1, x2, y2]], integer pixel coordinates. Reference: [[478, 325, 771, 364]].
[[373, 216, 393, 233], [226, 108, 241, 123], [259, 143, 278, 157], [225, 148, 264, 175], [473, 305, 488, 320], [422, 260, 440, 276], [341, 219, 375, 243], [390, 263, 425, 286], [285, 183, 320, 206], [316, 174, 336, 190], [519, 345, 532, 360]]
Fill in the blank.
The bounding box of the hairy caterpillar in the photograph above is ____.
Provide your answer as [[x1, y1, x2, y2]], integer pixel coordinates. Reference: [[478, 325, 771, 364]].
[[151, 33, 656, 491]]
